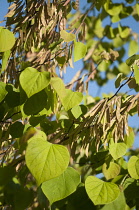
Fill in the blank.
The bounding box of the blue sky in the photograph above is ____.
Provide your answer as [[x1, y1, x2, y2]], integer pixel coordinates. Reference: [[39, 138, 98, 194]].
[[0, 0, 139, 147]]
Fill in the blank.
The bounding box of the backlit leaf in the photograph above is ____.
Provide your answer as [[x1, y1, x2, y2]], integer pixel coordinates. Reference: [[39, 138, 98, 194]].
[[0, 82, 7, 102], [103, 162, 120, 180], [60, 30, 75, 42], [133, 64, 139, 84], [126, 54, 139, 66], [128, 156, 139, 179], [20, 67, 50, 98], [41, 167, 80, 204], [85, 176, 120, 205], [109, 140, 127, 160], [128, 40, 139, 57], [0, 27, 15, 52], [101, 192, 126, 210], [62, 89, 83, 111], [124, 127, 134, 147], [74, 41, 87, 62], [25, 131, 70, 185], [2, 50, 10, 72]]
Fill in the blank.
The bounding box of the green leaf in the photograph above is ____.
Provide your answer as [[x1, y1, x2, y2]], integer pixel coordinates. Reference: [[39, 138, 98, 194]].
[[41, 167, 80, 205], [126, 54, 139, 66], [23, 90, 48, 115], [101, 192, 126, 210], [133, 64, 139, 84], [124, 127, 134, 147], [51, 77, 66, 99], [71, 105, 83, 119], [128, 156, 139, 179], [104, 2, 123, 16], [128, 40, 139, 57], [60, 30, 75, 42], [20, 67, 50, 98], [74, 41, 87, 62], [10, 121, 24, 138], [25, 131, 70, 185], [0, 27, 15, 52], [103, 162, 120, 180], [118, 25, 130, 39], [67, 185, 96, 210], [85, 176, 120, 205], [0, 82, 7, 102], [115, 73, 124, 88], [5, 84, 20, 108], [62, 89, 83, 111], [109, 140, 127, 160], [1, 50, 10, 72], [0, 166, 16, 186]]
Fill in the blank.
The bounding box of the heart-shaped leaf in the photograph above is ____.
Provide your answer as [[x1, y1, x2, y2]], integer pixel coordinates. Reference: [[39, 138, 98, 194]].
[[25, 131, 70, 185], [41, 167, 80, 204], [128, 156, 139, 179], [62, 89, 83, 111], [109, 140, 127, 160], [20, 67, 50, 98], [85, 176, 120, 205], [103, 162, 120, 180]]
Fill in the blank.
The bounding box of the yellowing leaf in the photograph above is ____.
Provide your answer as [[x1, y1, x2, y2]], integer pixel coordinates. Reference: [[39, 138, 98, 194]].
[[60, 30, 75, 42]]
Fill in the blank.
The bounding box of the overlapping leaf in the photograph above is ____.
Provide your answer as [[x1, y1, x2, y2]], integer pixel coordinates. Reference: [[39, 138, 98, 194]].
[[25, 131, 70, 185], [41, 167, 80, 204]]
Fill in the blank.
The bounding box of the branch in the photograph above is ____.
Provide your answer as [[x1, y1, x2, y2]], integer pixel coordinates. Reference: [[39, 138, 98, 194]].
[[108, 71, 134, 101]]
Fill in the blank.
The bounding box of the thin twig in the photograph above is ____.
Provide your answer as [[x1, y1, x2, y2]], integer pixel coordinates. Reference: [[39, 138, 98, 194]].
[[108, 71, 134, 101]]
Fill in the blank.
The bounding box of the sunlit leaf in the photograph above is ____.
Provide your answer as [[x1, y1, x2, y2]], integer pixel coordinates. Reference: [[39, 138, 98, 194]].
[[41, 167, 80, 204], [133, 64, 139, 84], [126, 54, 139, 66], [103, 162, 120, 180], [60, 30, 75, 42], [124, 127, 134, 147], [71, 105, 83, 118], [128, 40, 139, 57], [62, 89, 83, 111], [25, 131, 70, 185], [50, 77, 66, 99], [0, 27, 15, 52], [128, 156, 139, 179], [101, 192, 126, 210], [74, 41, 87, 62], [85, 176, 120, 205], [1, 50, 10, 72], [0, 82, 7, 102], [109, 140, 127, 160], [20, 67, 50, 98]]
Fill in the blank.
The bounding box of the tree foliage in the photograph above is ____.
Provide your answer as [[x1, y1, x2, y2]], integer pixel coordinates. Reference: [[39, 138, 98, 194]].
[[0, 0, 139, 209]]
